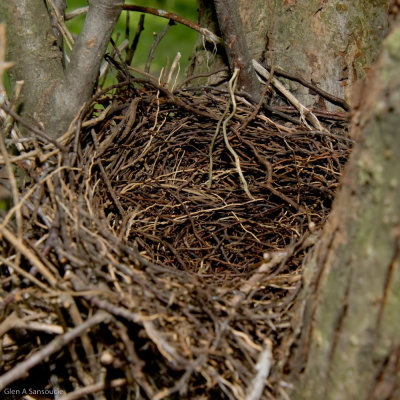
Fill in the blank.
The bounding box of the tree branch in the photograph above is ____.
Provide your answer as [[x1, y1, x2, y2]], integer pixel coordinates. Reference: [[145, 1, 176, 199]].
[[123, 4, 223, 46], [66, 5, 224, 46], [213, 0, 260, 101], [66, 0, 123, 92], [48, 0, 124, 138]]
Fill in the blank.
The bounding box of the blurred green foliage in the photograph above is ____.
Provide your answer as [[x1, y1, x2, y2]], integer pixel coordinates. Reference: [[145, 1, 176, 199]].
[[0, 199, 10, 211], [66, 0, 198, 79]]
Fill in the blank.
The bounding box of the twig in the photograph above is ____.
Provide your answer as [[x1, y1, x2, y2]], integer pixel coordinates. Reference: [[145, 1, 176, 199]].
[[59, 379, 127, 400], [207, 69, 254, 199], [231, 250, 290, 307], [265, 66, 350, 111], [65, 5, 223, 47], [65, 294, 101, 388], [208, 85, 233, 188], [0, 312, 64, 335], [275, 106, 349, 121], [0, 166, 69, 229], [0, 255, 52, 292], [100, 39, 129, 79], [123, 4, 223, 46], [245, 339, 273, 400], [47, 0, 74, 51], [143, 320, 188, 368], [2, 82, 27, 155], [86, 295, 144, 324], [154, 356, 207, 400], [253, 60, 328, 132], [222, 68, 254, 200], [125, 5, 130, 47], [0, 311, 111, 391], [145, 20, 174, 73], [131, 74, 218, 120], [196, 85, 302, 124], [0, 103, 66, 150], [114, 321, 155, 398], [126, 13, 145, 66], [69, 81, 131, 166], [0, 224, 58, 287], [65, 6, 88, 20], [91, 129, 125, 217], [177, 66, 228, 90], [167, 52, 181, 92]]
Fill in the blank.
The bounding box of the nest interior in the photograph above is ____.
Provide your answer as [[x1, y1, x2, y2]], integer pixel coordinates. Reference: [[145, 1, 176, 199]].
[[0, 73, 351, 399]]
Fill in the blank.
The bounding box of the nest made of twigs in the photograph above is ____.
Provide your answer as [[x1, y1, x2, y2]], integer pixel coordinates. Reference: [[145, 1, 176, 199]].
[[0, 74, 350, 399]]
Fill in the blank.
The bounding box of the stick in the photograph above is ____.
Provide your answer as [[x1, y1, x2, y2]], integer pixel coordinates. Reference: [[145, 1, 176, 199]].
[[59, 379, 126, 400], [66, 5, 223, 47], [123, 5, 223, 46], [0, 311, 111, 391], [245, 339, 273, 400], [252, 59, 328, 132], [0, 224, 58, 287]]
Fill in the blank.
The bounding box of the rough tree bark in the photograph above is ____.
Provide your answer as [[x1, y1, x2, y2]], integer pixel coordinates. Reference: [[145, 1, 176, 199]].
[[213, 0, 261, 100], [189, 0, 388, 109], [0, 0, 65, 133], [0, 0, 123, 138], [289, 22, 400, 400]]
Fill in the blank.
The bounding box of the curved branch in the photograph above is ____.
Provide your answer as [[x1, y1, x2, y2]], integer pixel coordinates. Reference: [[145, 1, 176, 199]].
[[67, 4, 224, 46]]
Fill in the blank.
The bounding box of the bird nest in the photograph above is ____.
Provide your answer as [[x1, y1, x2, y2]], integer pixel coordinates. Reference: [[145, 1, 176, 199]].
[[0, 74, 351, 399]]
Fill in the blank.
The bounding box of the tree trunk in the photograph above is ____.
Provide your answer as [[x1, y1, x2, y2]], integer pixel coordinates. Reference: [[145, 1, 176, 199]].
[[0, 0, 65, 131], [190, 0, 388, 109], [288, 23, 400, 400]]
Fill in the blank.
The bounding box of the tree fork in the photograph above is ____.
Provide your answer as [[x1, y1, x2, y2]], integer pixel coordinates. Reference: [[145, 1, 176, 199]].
[[0, 0, 123, 139]]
